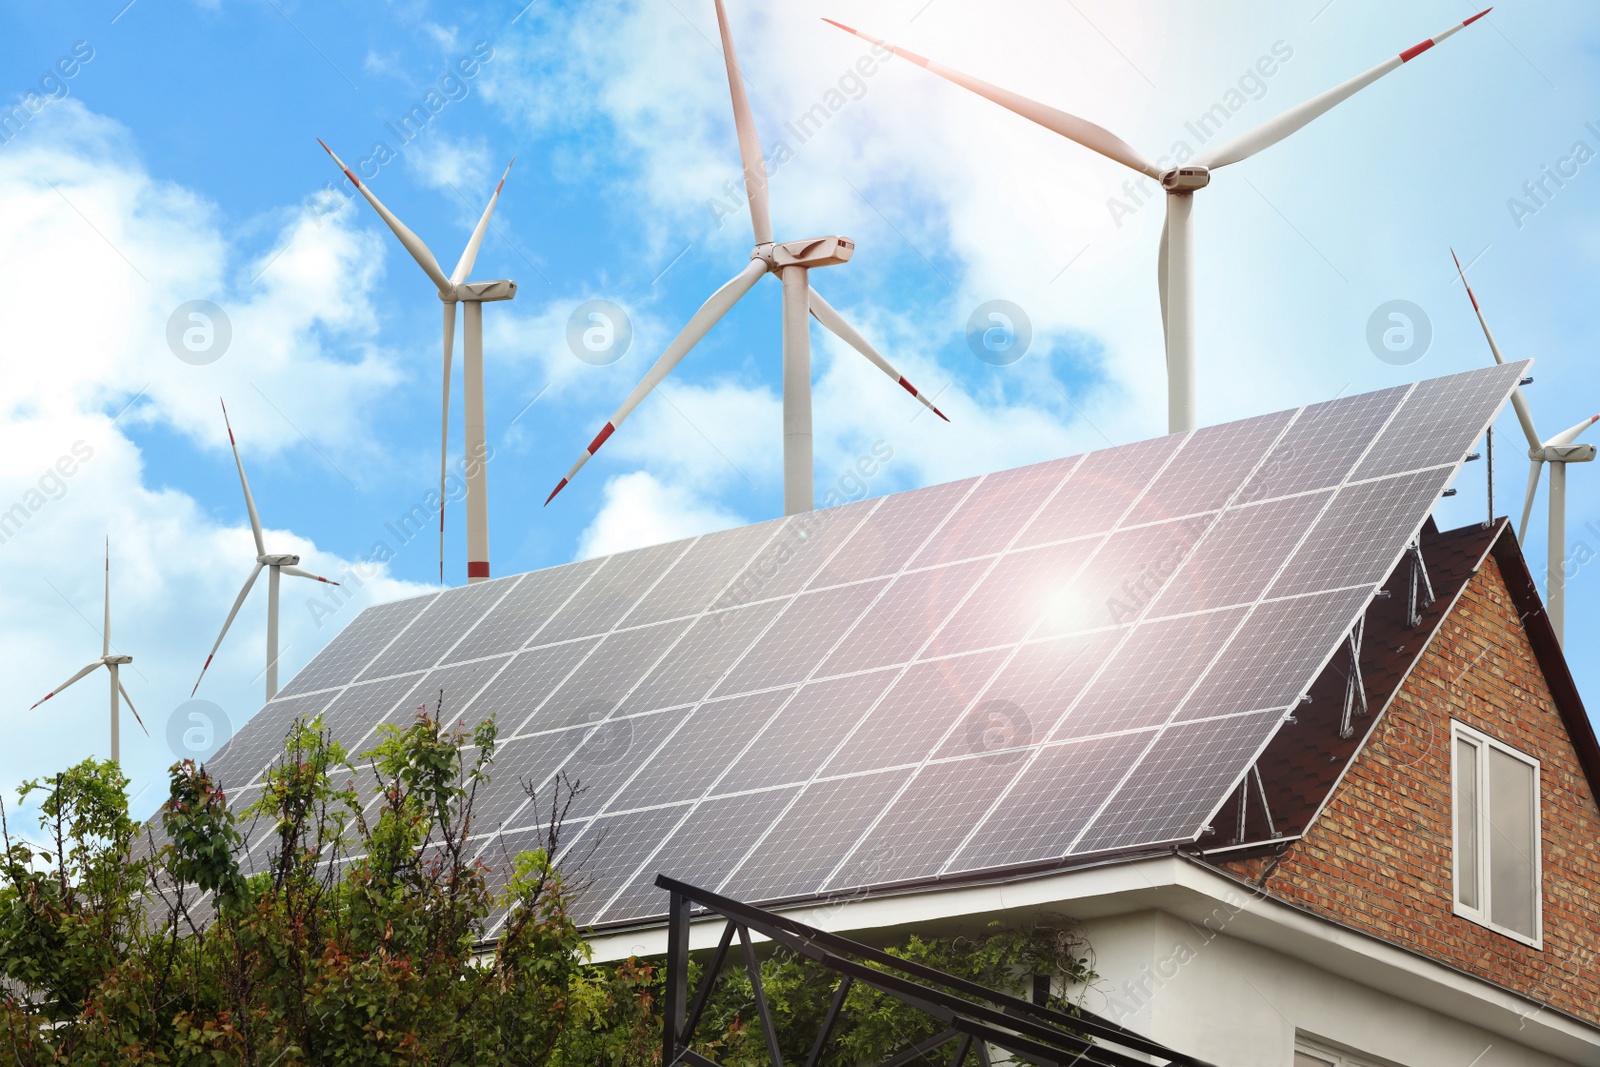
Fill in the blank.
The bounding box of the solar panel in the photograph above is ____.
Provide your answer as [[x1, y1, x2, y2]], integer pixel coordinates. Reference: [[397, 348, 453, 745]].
[[204, 362, 1527, 928]]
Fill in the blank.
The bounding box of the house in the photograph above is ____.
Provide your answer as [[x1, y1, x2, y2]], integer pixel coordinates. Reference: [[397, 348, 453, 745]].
[[207, 360, 1600, 1065]]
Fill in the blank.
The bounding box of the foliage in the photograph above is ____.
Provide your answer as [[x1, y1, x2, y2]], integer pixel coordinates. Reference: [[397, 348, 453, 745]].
[[0, 704, 1094, 1066]]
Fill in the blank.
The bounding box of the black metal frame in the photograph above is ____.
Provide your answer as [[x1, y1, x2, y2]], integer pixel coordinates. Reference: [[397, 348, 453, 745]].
[[658, 875, 1220, 1067]]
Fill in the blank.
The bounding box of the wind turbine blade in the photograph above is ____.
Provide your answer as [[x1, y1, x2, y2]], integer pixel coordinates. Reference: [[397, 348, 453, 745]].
[[1450, 249, 1541, 451], [822, 20, 1160, 180], [808, 287, 948, 421], [1519, 460, 1543, 544], [220, 401, 266, 556], [30, 662, 104, 710], [118, 681, 148, 737], [715, 0, 773, 246], [439, 301, 456, 585], [318, 138, 454, 295], [1548, 414, 1600, 448], [450, 159, 514, 286], [1197, 9, 1490, 169], [281, 565, 339, 585], [546, 259, 767, 504], [103, 539, 111, 658], [191, 562, 264, 697]]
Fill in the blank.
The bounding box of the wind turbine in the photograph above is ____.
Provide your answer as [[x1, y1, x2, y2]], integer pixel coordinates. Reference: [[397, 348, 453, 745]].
[[827, 10, 1491, 434], [319, 140, 515, 584], [28, 541, 147, 764], [1452, 252, 1595, 647], [193, 402, 339, 703], [545, 0, 948, 516]]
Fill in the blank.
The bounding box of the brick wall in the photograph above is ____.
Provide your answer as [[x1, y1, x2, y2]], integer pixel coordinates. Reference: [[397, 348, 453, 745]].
[[1223, 554, 1600, 1024]]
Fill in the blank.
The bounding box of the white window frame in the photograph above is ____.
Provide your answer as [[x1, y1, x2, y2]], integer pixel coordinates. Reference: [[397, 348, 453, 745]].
[[1450, 720, 1543, 948], [1293, 1034, 1398, 1067]]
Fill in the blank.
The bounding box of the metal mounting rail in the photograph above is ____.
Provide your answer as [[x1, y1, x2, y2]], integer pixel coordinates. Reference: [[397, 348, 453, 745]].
[[657, 875, 1221, 1067]]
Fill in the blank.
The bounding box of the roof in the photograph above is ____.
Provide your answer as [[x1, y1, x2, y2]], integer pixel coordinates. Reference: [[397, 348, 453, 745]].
[[202, 363, 1528, 930], [1199, 516, 1600, 854]]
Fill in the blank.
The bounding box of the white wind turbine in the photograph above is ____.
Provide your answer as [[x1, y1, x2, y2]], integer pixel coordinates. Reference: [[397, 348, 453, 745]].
[[545, 0, 947, 515], [828, 10, 1491, 434], [319, 140, 515, 584], [1452, 252, 1595, 647], [193, 402, 339, 703], [29, 540, 147, 764]]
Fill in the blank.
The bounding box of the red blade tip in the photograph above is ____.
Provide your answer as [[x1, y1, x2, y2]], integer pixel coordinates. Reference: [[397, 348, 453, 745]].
[[821, 18, 857, 33], [544, 479, 568, 506], [1465, 8, 1491, 25]]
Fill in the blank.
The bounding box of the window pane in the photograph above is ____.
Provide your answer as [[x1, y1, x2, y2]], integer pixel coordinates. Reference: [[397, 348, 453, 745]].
[[1454, 736, 1480, 909], [1488, 748, 1537, 937]]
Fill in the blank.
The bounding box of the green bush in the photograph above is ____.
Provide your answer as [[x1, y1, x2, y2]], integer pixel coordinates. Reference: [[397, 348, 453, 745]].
[[0, 706, 1092, 1066]]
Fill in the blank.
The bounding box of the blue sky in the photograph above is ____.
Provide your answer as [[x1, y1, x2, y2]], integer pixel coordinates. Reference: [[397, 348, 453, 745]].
[[2, 0, 1598, 819]]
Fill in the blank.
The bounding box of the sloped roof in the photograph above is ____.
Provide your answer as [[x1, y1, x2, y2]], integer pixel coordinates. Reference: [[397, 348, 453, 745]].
[[202, 364, 1525, 929], [1202, 518, 1600, 854]]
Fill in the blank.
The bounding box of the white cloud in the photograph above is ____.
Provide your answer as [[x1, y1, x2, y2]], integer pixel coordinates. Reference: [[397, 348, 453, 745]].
[[576, 470, 747, 558], [0, 102, 432, 815]]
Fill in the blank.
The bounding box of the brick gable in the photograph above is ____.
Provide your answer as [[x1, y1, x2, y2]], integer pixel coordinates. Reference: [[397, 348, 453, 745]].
[[1224, 552, 1600, 1023]]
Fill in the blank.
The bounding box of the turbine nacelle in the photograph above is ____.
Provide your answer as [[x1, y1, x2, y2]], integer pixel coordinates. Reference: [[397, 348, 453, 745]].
[[1537, 443, 1598, 464], [1161, 166, 1211, 192], [103, 654, 132, 666], [259, 553, 301, 567], [445, 279, 517, 303], [754, 236, 856, 271]]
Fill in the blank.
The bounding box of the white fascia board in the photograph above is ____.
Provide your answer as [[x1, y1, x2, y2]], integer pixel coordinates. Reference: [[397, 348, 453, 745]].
[[585, 857, 1600, 1064]]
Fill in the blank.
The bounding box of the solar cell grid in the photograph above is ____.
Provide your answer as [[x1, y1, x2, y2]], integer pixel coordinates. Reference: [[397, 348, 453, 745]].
[[1148, 492, 1332, 617], [560, 710, 692, 821], [359, 578, 513, 680], [614, 601, 785, 716], [1237, 386, 1407, 502], [537, 621, 689, 728], [714, 500, 878, 609], [721, 769, 910, 904], [598, 787, 800, 924], [1353, 367, 1517, 481], [908, 458, 1079, 568], [822, 651, 1006, 776], [818, 558, 988, 675], [604, 690, 792, 812], [715, 669, 899, 794], [1134, 410, 1294, 521], [1050, 608, 1248, 740], [444, 558, 602, 663], [474, 640, 600, 736], [538, 539, 691, 643], [1015, 434, 1182, 547], [212, 362, 1523, 930], [827, 754, 1026, 891], [1267, 469, 1450, 598], [946, 730, 1155, 874], [712, 579, 888, 695], [622, 519, 784, 627], [810, 477, 975, 586], [1179, 587, 1374, 720], [276, 593, 436, 698], [928, 537, 1100, 656], [1075, 710, 1286, 854]]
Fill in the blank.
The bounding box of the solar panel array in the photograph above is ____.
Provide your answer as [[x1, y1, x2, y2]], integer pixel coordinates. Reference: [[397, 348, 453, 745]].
[[204, 362, 1525, 930]]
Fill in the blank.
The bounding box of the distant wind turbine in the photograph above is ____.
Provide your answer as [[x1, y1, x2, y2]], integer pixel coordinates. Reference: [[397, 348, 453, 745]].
[[28, 540, 147, 763], [193, 402, 338, 703], [1452, 251, 1595, 646], [546, 0, 947, 516], [827, 10, 1491, 433], [320, 140, 515, 584]]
